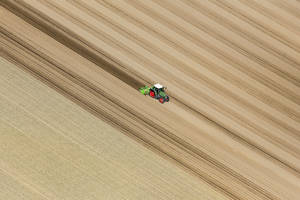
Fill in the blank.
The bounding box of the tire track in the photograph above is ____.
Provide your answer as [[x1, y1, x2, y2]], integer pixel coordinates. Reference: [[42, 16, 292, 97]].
[[208, 0, 300, 70], [234, 0, 300, 53], [240, 0, 300, 35], [166, 0, 300, 84], [270, 0, 300, 20]]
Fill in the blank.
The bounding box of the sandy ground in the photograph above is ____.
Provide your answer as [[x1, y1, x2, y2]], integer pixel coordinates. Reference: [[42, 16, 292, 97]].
[[0, 57, 225, 200], [0, 0, 300, 199]]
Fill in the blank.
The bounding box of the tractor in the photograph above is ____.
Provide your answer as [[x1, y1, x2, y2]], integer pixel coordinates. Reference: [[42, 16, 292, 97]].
[[139, 83, 169, 104]]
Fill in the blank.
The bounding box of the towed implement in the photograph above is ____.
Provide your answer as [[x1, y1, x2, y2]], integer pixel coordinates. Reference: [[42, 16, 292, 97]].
[[139, 83, 169, 104]]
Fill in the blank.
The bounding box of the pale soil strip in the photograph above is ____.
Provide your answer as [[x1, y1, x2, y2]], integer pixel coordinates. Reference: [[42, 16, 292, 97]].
[[235, 0, 300, 51], [240, 0, 300, 35], [270, 0, 300, 19], [0, 120, 126, 200], [204, 0, 300, 76], [29, 0, 300, 170], [0, 169, 48, 200], [1, 3, 300, 200], [0, 57, 223, 200]]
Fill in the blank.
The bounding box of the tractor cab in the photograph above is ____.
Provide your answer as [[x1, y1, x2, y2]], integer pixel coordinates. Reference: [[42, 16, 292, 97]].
[[152, 83, 167, 98], [153, 83, 165, 92]]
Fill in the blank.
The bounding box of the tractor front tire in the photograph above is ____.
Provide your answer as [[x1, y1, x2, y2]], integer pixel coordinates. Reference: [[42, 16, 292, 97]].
[[165, 96, 169, 102]]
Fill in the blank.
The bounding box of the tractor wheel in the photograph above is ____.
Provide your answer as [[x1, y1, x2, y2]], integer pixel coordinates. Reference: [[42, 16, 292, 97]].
[[165, 96, 169, 102], [159, 98, 164, 104], [149, 90, 155, 98]]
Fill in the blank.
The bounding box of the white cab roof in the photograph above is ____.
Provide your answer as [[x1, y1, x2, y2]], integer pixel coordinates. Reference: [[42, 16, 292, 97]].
[[154, 83, 164, 88]]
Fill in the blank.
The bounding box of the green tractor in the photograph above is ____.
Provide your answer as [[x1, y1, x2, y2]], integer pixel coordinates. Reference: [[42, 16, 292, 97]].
[[139, 83, 169, 104]]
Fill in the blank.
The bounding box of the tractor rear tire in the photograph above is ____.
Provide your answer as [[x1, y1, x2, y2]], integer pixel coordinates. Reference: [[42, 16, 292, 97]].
[[159, 98, 164, 104], [149, 90, 155, 98]]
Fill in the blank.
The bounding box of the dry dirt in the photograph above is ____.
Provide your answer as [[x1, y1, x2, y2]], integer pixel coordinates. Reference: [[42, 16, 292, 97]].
[[0, 57, 224, 200], [0, 0, 300, 199]]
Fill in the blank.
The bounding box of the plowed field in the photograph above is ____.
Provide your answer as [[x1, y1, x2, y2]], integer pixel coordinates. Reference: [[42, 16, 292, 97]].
[[1, 1, 300, 199]]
